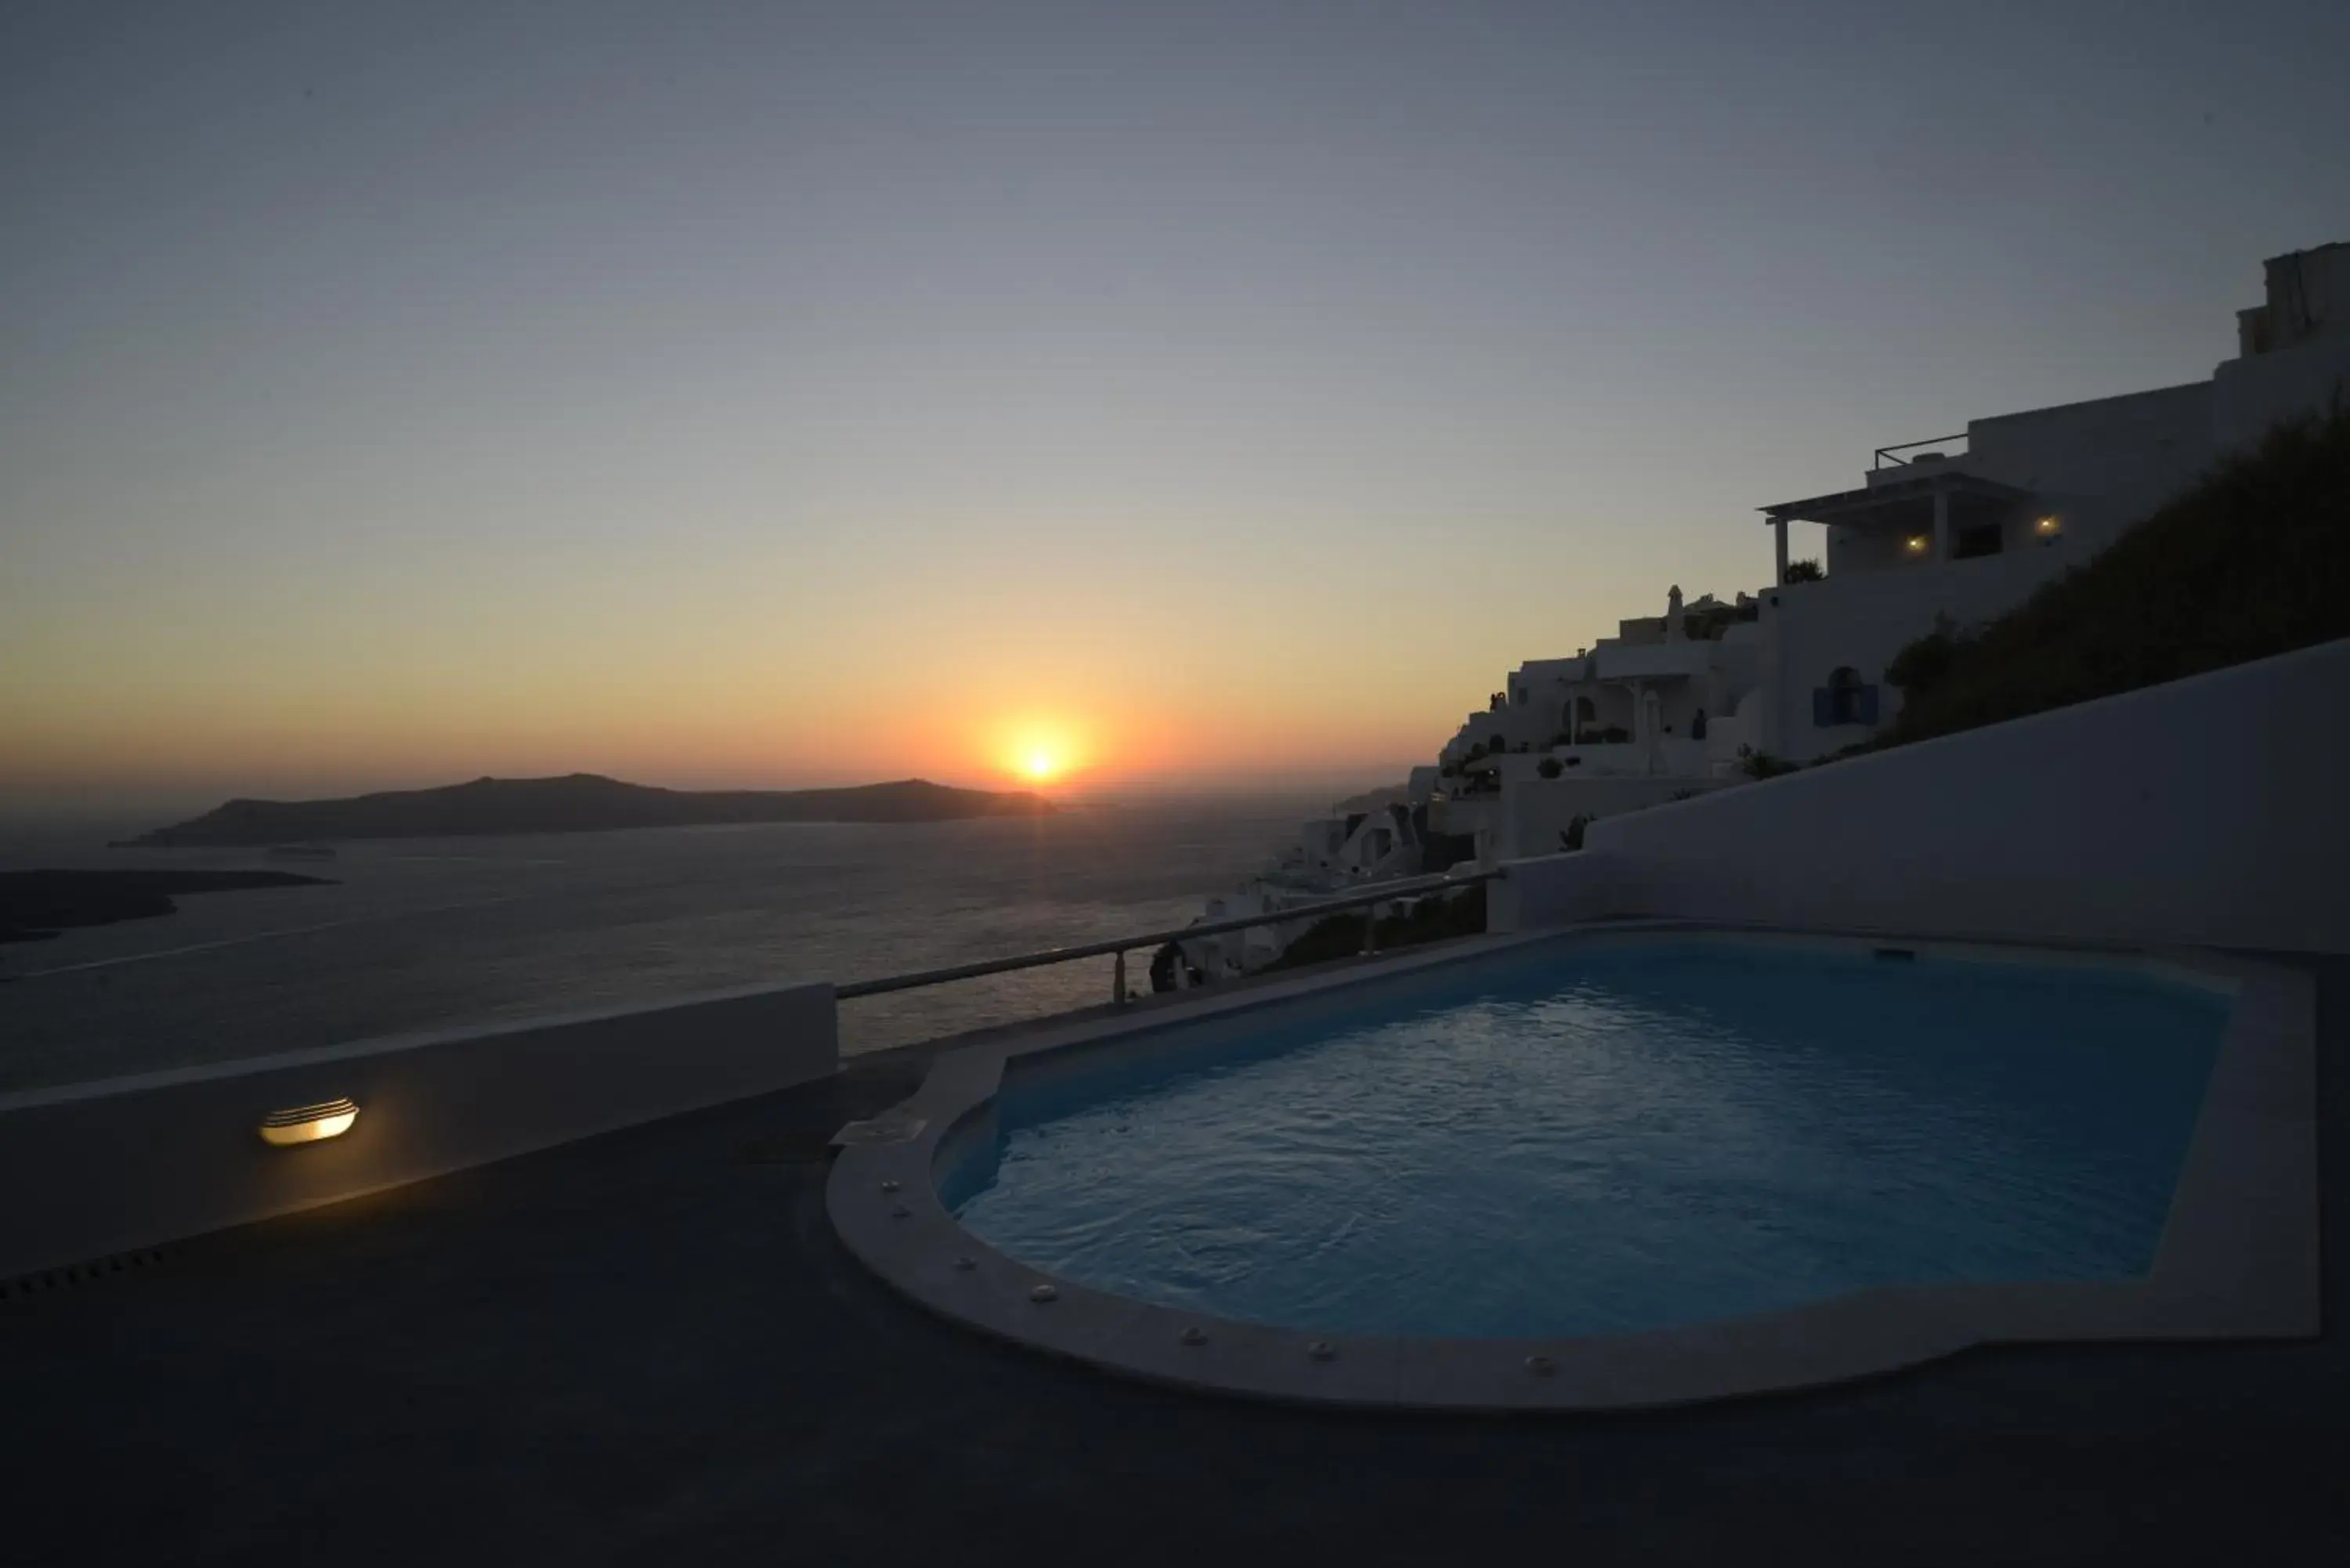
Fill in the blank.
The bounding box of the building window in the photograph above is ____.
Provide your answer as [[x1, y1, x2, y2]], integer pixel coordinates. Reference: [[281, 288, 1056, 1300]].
[[1813, 666, 1881, 728], [1954, 522, 2003, 559]]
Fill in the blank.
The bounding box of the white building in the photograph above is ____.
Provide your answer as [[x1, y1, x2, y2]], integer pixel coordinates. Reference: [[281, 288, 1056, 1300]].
[[1436, 240, 2350, 856], [1190, 243, 2350, 963], [1170, 802, 1433, 983], [1748, 240, 2350, 762], [1427, 586, 1761, 858], [1437, 591, 1765, 776]]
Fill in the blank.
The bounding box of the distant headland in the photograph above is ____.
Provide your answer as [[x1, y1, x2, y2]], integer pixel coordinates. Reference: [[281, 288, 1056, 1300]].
[[1, 869, 334, 945], [118, 773, 1056, 848]]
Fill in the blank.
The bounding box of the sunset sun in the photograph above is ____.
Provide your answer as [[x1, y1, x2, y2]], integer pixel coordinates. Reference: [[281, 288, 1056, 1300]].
[[991, 717, 1090, 787]]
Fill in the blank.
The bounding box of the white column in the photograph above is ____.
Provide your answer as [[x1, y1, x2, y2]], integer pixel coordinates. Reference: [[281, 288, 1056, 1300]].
[[1932, 488, 1950, 565], [1773, 515, 1790, 583]]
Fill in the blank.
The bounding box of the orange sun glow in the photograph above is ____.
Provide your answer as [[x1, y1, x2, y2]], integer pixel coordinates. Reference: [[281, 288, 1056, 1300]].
[[990, 717, 1090, 787]]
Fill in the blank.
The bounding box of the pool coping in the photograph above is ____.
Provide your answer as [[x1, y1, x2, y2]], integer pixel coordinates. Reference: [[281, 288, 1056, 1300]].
[[826, 924, 2319, 1412]]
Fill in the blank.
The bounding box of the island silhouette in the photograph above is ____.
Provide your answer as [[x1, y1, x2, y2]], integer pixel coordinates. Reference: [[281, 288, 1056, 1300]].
[[0, 869, 336, 946], [119, 772, 1055, 848]]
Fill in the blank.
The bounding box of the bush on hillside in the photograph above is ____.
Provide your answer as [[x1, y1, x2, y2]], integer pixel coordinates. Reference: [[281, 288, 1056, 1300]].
[[1884, 614, 1971, 702]]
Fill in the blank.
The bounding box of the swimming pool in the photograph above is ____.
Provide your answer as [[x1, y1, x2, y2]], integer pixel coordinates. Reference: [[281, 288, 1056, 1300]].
[[829, 929, 2314, 1410], [945, 940, 2230, 1339]]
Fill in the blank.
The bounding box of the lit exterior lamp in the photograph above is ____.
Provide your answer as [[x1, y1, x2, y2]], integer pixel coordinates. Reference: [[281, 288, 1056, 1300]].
[[258, 1097, 360, 1147], [2035, 515, 2063, 539], [1904, 535, 1929, 555]]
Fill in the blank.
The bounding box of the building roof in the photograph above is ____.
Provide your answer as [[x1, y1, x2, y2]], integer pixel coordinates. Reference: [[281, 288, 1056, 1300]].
[[1758, 468, 2030, 529]]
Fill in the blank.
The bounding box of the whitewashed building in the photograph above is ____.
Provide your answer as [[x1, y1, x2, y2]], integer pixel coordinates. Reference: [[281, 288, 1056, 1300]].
[[1429, 589, 1757, 858], [1171, 803, 1431, 983], [1748, 240, 2350, 761], [1199, 243, 2350, 945], [1437, 240, 2350, 855]]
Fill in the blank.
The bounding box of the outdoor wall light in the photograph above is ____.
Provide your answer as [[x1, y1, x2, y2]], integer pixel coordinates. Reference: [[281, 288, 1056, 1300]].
[[258, 1097, 360, 1147], [1904, 535, 1929, 554], [2036, 515, 2063, 536]]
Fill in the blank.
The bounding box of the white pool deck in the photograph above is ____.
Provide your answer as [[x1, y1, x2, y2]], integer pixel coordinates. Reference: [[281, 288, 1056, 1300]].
[[828, 922, 2319, 1411]]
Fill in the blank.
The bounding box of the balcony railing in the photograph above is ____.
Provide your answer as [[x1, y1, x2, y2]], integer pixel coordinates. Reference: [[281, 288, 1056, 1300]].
[[1871, 432, 1969, 471], [835, 867, 1502, 1009]]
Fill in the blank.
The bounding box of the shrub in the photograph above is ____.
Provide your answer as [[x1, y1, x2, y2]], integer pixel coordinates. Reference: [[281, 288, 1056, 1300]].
[[1737, 744, 1799, 780], [1537, 757, 1564, 779], [1560, 814, 1593, 851], [1783, 558, 1824, 583], [1885, 614, 1972, 701]]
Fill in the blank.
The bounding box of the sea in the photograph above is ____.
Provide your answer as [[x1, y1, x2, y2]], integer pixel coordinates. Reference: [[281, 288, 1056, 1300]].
[[0, 796, 1320, 1096]]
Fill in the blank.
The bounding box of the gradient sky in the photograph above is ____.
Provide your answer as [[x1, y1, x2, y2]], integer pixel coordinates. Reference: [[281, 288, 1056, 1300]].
[[5, 1, 2347, 812]]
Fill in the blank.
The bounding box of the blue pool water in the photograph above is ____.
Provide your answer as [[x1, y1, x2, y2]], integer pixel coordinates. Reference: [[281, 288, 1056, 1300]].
[[947, 941, 2233, 1339]]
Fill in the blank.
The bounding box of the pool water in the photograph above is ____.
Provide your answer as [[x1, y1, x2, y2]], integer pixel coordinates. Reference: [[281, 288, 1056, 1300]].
[[946, 942, 2232, 1339]]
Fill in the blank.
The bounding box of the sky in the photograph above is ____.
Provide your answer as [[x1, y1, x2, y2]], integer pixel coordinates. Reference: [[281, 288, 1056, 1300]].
[[5, 0, 2347, 815]]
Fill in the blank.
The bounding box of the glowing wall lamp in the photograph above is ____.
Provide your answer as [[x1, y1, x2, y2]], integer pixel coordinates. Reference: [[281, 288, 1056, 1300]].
[[258, 1097, 360, 1147], [2035, 515, 2063, 538], [1904, 535, 1929, 555]]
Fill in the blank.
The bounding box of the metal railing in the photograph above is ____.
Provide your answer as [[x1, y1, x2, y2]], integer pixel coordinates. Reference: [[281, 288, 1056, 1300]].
[[1871, 432, 1969, 470], [834, 867, 1502, 1007]]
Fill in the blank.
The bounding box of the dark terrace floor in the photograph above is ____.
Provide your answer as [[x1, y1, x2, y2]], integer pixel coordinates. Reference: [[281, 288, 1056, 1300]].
[[3, 957, 2345, 1567]]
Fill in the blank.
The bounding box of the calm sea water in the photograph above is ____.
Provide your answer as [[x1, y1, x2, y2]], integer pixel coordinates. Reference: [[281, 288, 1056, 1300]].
[[0, 797, 1314, 1094]]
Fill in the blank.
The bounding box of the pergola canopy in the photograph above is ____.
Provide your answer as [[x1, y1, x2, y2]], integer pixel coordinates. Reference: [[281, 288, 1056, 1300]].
[[1758, 468, 2030, 534]]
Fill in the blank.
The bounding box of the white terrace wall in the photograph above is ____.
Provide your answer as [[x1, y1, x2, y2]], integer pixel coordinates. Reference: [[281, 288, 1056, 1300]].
[[1572, 638, 2350, 954], [1488, 847, 1625, 934], [0, 980, 837, 1280], [1499, 775, 1734, 860]]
